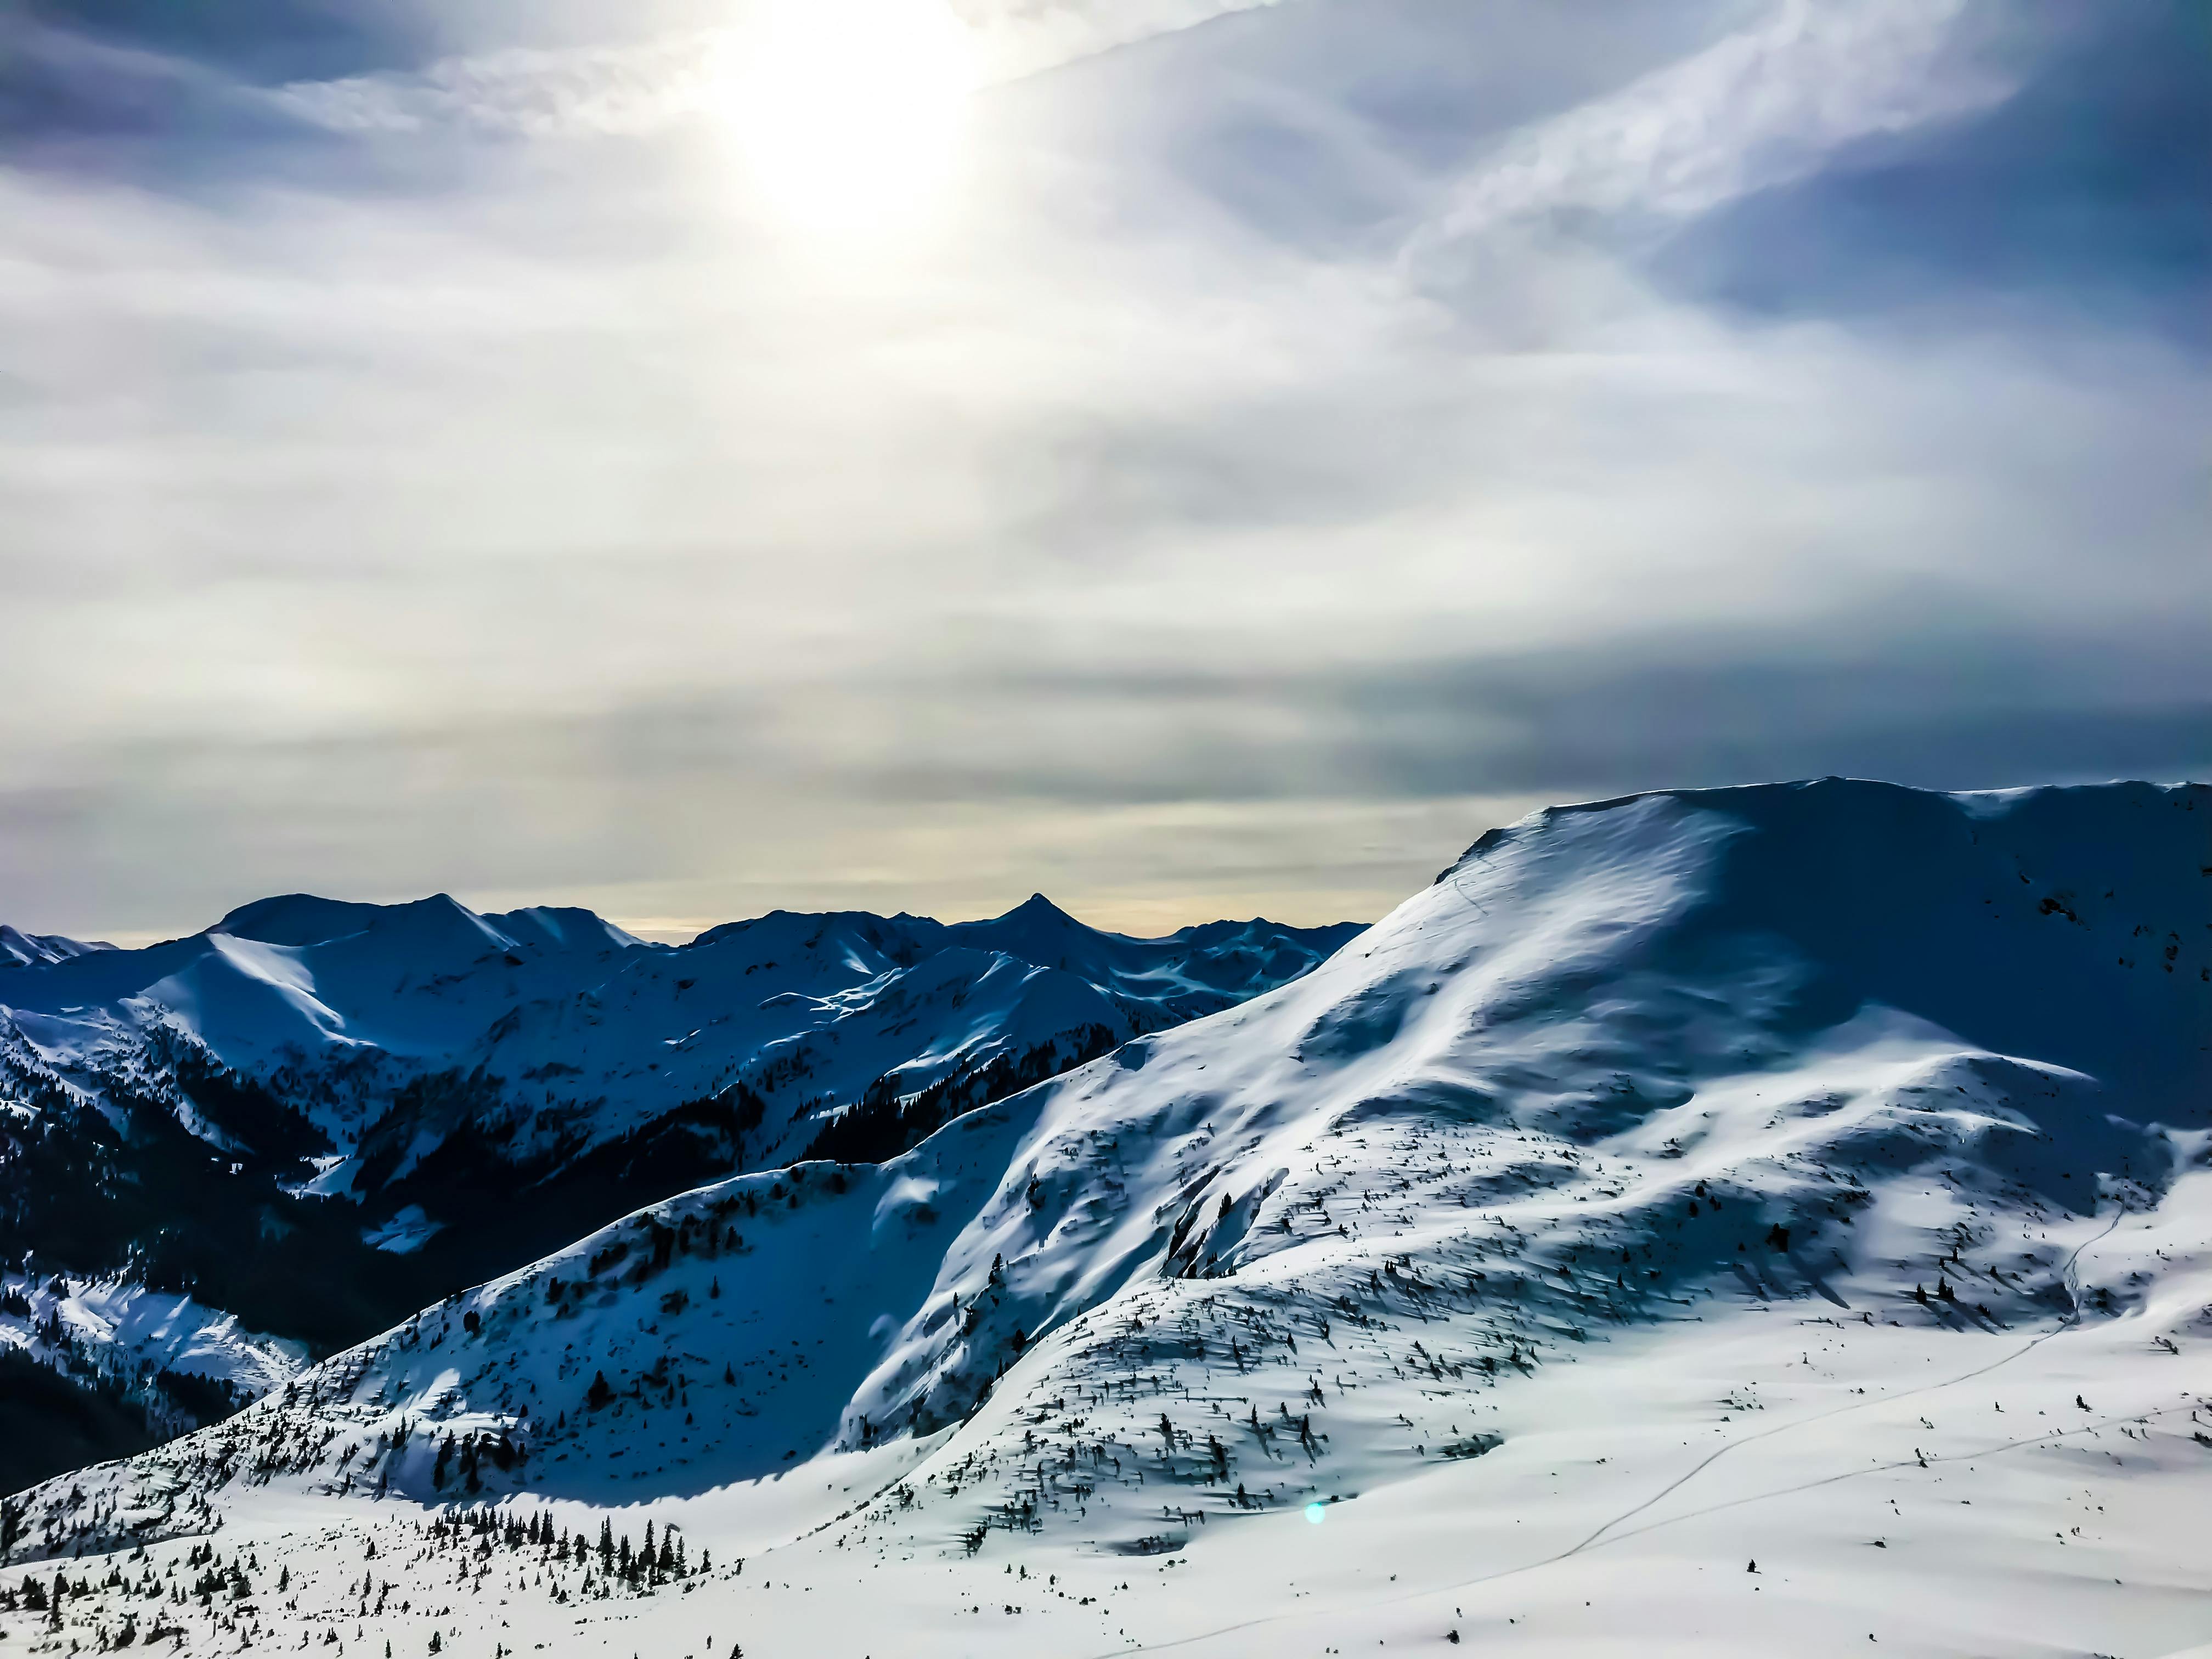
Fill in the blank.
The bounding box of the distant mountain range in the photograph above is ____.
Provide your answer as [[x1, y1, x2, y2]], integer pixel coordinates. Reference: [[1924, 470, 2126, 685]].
[[0, 891, 1357, 1483]]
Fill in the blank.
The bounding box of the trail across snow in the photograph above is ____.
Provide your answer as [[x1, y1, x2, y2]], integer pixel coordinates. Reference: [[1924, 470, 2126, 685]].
[[1553, 1199, 2131, 1564]]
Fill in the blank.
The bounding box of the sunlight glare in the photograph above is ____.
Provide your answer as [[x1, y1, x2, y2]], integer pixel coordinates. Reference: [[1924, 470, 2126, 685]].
[[716, 0, 978, 234]]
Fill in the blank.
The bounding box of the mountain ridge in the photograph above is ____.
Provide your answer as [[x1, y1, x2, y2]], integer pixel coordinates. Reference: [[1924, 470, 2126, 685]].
[[7, 778, 2200, 1558]]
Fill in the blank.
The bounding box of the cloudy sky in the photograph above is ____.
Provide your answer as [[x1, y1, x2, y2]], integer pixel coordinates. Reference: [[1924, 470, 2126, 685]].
[[3, 0, 2205, 943]]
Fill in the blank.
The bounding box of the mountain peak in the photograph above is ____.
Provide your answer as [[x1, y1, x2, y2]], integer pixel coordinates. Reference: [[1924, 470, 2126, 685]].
[[210, 893, 390, 947], [1000, 893, 1080, 927]]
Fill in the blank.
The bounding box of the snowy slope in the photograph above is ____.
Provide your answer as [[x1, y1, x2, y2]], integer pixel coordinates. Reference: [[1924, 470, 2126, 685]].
[[0, 1269, 306, 1459], [0, 891, 1353, 1485], [2, 778, 2207, 1658], [0, 1268, 306, 1496], [0, 1272, 303, 1398]]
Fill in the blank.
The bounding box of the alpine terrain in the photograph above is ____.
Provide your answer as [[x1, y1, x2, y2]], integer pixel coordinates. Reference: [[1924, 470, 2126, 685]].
[[0, 894, 1357, 1487], [1, 778, 2207, 1658]]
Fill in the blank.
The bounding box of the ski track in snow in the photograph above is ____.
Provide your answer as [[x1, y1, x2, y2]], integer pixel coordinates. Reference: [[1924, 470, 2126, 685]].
[[1096, 1204, 2147, 1658], [1558, 1199, 2131, 1559]]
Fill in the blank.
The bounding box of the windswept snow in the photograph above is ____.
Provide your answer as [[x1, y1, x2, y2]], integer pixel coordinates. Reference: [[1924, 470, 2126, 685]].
[[2, 778, 2207, 1657]]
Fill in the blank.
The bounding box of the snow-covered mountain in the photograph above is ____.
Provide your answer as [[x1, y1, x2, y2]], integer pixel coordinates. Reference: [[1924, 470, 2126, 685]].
[[0, 1269, 306, 1493], [0, 892, 1355, 1486], [1, 890, 1354, 1178], [0, 927, 110, 969], [4, 778, 2203, 1658]]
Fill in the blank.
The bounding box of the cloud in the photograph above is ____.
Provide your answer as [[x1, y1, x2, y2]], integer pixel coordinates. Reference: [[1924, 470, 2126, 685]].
[[1421, 0, 2015, 247], [12, 601, 2205, 943], [262, 0, 1285, 138], [1646, 3, 2212, 347], [960, 0, 1288, 84], [0, 1, 2202, 943]]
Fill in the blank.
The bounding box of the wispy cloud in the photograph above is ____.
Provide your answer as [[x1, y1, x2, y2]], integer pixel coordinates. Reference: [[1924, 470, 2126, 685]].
[[264, 0, 1284, 138], [263, 34, 722, 138], [1423, 0, 2014, 245]]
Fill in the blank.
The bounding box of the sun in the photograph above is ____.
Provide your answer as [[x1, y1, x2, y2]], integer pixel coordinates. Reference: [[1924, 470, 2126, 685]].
[[713, 0, 979, 234]]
